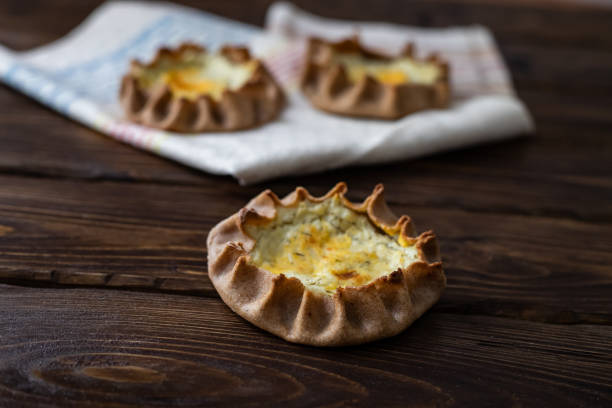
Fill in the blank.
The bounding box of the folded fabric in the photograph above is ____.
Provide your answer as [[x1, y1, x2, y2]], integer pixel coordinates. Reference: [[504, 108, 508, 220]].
[[0, 1, 533, 184]]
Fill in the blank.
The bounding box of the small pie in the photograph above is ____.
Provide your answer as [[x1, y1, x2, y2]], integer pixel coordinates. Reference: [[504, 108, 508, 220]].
[[300, 37, 450, 119], [120, 43, 285, 132], [206, 183, 446, 346]]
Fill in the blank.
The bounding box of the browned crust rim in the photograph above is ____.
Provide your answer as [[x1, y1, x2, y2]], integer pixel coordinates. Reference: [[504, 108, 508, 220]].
[[119, 43, 285, 133], [206, 182, 446, 346], [299, 37, 450, 120]]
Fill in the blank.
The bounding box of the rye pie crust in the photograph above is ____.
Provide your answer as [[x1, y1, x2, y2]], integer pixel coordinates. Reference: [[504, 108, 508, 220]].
[[120, 43, 285, 132], [206, 183, 446, 346], [300, 37, 450, 119]]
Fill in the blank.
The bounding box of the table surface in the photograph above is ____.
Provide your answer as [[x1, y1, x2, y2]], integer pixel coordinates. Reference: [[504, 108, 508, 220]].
[[1, 0, 611, 406]]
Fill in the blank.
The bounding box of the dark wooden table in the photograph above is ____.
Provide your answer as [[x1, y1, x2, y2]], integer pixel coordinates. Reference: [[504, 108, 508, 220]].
[[1, 1, 611, 406]]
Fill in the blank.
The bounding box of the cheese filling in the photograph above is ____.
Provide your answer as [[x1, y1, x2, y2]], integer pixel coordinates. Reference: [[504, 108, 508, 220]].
[[247, 197, 419, 294], [138, 51, 256, 100], [334, 54, 441, 85]]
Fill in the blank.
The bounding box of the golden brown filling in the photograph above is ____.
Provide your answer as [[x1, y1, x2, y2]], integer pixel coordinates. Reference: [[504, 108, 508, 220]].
[[136, 52, 256, 100], [334, 54, 441, 85], [162, 68, 226, 100], [247, 197, 419, 293]]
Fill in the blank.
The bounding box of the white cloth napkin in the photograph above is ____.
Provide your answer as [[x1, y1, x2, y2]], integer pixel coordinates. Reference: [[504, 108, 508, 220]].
[[0, 1, 533, 184]]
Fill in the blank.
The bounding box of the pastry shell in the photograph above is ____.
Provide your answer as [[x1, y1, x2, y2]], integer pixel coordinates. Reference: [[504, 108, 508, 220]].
[[120, 43, 285, 132], [206, 183, 446, 346], [299, 37, 450, 119]]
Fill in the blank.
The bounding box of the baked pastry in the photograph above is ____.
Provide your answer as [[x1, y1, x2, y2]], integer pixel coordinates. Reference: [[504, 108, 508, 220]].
[[299, 37, 450, 119], [206, 182, 445, 346], [120, 43, 285, 132]]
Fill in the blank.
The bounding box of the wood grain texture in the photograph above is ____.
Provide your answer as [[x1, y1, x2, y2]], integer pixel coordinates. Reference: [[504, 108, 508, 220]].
[[0, 0, 611, 406], [2, 0, 612, 50], [1, 284, 610, 408], [0, 174, 610, 323]]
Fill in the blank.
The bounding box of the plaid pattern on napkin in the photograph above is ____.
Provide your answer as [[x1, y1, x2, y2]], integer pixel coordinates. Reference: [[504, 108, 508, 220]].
[[0, 1, 533, 184], [264, 2, 516, 99]]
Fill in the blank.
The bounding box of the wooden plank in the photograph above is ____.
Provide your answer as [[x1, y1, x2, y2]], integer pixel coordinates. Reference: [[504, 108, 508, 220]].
[[0, 284, 609, 407], [0, 89, 207, 184], [521, 90, 612, 126], [1, 112, 611, 220], [506, 45, 612, 95], [1, 88, 611, 202], [1, 86, 611, 222], [2, 1, 612, 52], [0, 1, 610, 406], [279, 0, 612, 49], [0, 175, 610, 320]]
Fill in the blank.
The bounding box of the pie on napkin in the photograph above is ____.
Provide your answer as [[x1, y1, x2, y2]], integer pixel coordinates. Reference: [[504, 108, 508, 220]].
[[120, 43, 285, 132], [300, 37, 450, 119], [206, 183, 446, 346]]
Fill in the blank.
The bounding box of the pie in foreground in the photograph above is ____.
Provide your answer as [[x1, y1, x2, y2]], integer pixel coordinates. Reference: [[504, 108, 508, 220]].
[[120, 43, 285, 132], [206, 183, 446, 346], [300, 37, 450, 119]]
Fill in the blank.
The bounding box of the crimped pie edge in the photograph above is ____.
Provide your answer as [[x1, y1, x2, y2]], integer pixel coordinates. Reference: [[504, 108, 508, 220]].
[[299, 37, 450, 120], [120, 42, 285, 133], [206, 182, 446, 346]]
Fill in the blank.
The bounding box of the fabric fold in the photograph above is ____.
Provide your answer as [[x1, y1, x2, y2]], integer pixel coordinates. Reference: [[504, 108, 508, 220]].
[[0, 1, 533, 185]]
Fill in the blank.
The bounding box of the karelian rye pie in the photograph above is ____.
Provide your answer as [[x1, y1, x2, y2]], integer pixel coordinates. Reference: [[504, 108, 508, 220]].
[[206, 183, 446, 346], [120, 43, 285, 132], [300, 37, 450, 120]]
